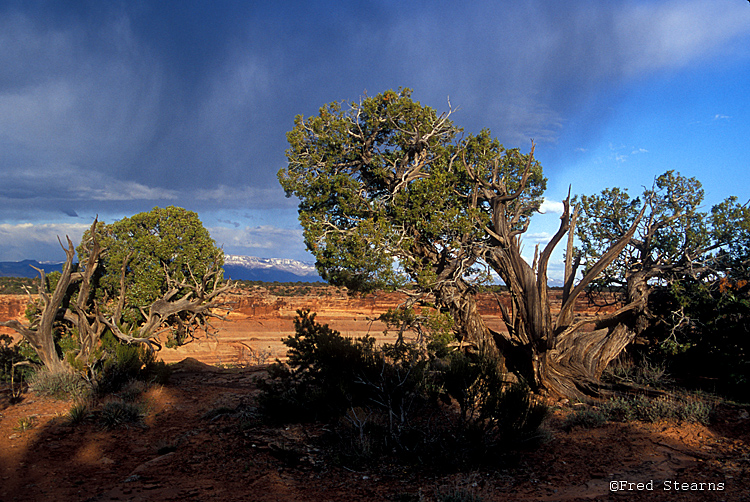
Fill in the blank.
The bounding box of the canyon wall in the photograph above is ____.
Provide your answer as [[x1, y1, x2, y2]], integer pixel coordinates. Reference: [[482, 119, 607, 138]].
[[0, 287, 619, 365]]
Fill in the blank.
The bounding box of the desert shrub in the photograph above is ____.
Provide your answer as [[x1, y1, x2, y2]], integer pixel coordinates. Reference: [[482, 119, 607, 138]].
[[117, 379, 149, 402], [562, 406, 609, 430], [647, 279, 750, 400], [99, 399, 144, 429], [68, 401, 91, 425], [603, 357, 672, 389], [258, 310, 547, 470], [600, 396, 636, 422], [14, 416, 37, 431], [610, 394, 713, 424], [28, 369, 90, 399], [257, 309, 380, 422], [96, 334, 170, 394], [0, 335, 37, 383], [566, 393, 714, 429], [677, 397, 712, 424]]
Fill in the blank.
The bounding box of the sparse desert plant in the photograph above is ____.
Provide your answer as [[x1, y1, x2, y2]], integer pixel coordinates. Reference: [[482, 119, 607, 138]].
[[606, 394, 713, 425], [562, 406, 609, 430], [568, 392, 714, 429], [118, 379, 149, 402], [600, 396, 635, 422], [15, 415, 37, 431], [29, 369, 90, 399], [677, 396, 713, 424], [68, 401, 91, 425], [603, 358, 672, 389], [99, 400, 144, 429]]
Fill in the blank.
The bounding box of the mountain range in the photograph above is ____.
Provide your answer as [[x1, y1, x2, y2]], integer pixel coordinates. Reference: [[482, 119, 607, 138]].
[[0, 255, 323, 283]]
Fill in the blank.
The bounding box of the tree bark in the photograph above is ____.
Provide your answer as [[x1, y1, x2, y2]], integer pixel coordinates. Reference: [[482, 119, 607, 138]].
[[0, 237, 80, 374]]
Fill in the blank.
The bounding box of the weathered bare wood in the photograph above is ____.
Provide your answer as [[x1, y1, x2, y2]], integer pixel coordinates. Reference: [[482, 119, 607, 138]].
[[1, 233, 82, 373]]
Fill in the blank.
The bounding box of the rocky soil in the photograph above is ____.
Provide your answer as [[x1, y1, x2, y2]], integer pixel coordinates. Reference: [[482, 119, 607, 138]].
[[1, 288, 748, 501], [1, 359, 749, 502]]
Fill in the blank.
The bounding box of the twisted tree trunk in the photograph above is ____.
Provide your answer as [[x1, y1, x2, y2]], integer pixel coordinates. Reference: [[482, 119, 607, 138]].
[[1, 236, 80, 374], [460, 144, 650, 399]]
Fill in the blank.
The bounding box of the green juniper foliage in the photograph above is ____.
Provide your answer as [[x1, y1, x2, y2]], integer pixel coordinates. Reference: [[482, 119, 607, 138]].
[[258, 310, 547, 470]]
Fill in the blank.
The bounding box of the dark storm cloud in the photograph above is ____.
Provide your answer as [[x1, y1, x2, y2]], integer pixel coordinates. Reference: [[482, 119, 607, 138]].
[[1, 0, 748, 225]]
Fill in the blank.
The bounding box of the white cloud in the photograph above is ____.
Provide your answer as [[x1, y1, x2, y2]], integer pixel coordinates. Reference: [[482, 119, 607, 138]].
[[538, 199, 565, 215]]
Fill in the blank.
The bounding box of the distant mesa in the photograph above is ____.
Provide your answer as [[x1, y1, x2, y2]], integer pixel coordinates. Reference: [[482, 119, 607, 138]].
[[0, 255, 323, 283]]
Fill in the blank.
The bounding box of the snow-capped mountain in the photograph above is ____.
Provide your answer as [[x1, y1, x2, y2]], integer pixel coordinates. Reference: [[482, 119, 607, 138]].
[[222, 255, 322, 282], [0, 256, 323, 283]]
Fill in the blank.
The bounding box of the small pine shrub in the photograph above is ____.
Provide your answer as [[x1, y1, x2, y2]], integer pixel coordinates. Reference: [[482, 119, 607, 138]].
[[257, 309, 379, 423]]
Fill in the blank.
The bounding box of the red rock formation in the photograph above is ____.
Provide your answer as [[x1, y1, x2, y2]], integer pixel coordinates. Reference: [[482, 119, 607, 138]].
[[0, 295, 28, 338], [0, 287, 620, 365]]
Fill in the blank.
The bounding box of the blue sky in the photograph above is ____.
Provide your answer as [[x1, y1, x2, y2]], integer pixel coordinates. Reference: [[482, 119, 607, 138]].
[[1, 0, 749, 283]]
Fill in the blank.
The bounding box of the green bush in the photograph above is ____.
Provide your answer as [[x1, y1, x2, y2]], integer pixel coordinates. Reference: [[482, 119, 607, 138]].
[[258, 310, 547, 470], [0, 334, 35, 383], [648, 279, 750, 400], [96, 334, 171, 395], [257, 309, 380, 423]]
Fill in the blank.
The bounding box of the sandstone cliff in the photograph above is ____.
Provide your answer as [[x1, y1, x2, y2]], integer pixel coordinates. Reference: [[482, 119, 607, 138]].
[[0, 287, 619, 365]]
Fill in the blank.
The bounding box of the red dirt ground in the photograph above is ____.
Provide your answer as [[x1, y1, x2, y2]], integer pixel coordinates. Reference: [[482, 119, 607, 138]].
[[1, 359, 748, 502]]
